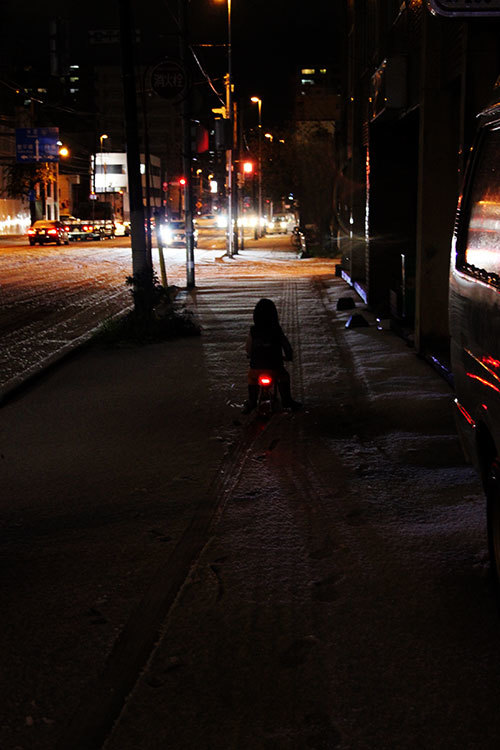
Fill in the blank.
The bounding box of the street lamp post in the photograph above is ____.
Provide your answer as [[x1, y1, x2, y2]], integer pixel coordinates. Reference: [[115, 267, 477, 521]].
[[100, 134, 108, 218], [226, 0, 234, 256], [251, 96, 263, 238], [56, 143, 70, 219], [215, 0, 234, 256]]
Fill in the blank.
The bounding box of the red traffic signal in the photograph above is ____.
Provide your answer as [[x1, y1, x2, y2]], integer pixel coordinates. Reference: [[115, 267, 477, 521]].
[[242, 161, 254, 174], [179, 177, 187, 186]]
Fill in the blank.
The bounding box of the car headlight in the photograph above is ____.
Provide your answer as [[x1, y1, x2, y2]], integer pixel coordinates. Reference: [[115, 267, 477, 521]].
[[161, 225, 172, 244]]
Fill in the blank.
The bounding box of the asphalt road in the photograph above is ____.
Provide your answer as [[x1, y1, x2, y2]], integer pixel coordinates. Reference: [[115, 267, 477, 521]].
[[0, 227, 229, 398]]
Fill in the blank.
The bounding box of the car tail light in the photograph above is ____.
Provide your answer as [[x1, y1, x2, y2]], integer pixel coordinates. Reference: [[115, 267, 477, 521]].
[[27, 229, 35, 234], [258, 374, 273, 387], [48, 229, 57, 235], [82, 225, 91, 231]]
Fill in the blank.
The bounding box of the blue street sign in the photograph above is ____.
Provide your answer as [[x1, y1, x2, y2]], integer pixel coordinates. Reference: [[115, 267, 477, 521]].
[[16, 127, 60, 163]]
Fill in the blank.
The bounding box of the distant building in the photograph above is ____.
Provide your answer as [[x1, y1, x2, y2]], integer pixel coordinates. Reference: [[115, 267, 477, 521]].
[[0, 124, 30, 235], [293, 65, 341, 247], [92, 152, 162, 221], [295, 65, 341, 133]]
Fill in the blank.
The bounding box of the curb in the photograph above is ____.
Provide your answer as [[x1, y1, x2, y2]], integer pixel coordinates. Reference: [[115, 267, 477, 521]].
[[0, 306, 132, 407]]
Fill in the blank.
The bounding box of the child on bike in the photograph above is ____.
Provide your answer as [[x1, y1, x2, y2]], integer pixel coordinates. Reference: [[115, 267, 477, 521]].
[[242, 297, 302, 414]]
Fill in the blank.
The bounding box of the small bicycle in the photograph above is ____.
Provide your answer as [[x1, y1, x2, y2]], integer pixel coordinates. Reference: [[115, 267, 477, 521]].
[[256, 371, 279, 419]]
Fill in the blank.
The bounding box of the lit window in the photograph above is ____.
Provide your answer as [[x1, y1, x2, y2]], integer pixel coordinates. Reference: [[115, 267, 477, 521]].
[[320, 68, 327, 74], [301, 79, 314, 86], [301, 68, 315, 75]]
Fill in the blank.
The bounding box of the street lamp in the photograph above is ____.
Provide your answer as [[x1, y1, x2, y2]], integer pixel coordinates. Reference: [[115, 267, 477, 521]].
[[251, 96, 263, 238]]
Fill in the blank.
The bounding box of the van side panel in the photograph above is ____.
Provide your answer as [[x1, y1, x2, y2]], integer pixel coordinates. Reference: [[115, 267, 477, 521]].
[[449, 114, 500, 477]]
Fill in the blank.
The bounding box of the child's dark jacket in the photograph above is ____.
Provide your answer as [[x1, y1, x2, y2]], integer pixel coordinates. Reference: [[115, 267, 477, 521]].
[[246, 325, 293, 370]]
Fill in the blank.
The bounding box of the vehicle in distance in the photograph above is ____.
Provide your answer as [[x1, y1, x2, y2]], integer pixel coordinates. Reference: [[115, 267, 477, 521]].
[[267, 213, 295, 234], [194, 214, 216, 226], [63, 219, 115, 241], [114, 220, 131, 236], [161, 220, 198, 247], [449, 87, 500, 588], [27, 220, 70, 245]]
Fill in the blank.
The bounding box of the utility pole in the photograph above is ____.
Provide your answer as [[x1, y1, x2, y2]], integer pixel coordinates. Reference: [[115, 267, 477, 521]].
[[232, 98, 239, 253], [228, 0, 235, 256], [179, 0, 195, 288], [224, 74, 233, 257], [118, 0, 152, 303]]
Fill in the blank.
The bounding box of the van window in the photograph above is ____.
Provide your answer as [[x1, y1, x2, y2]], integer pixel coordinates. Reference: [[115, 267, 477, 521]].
[[463, 126, 500, 275]]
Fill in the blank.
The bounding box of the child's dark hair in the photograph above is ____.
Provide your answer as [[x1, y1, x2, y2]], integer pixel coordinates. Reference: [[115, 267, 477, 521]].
[[253, 298, 279, 329]]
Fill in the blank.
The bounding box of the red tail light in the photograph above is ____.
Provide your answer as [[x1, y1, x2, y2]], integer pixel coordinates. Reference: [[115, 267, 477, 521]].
[[258, 374, 273, 387], [48, 229, 57, 235], [28, 229, 35, 234], [82, 225, 91, 231]]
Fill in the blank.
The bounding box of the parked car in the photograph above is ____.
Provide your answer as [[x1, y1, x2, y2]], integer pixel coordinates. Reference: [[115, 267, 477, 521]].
[[27, 220, 70, 246], [449, 85, 500, 587]]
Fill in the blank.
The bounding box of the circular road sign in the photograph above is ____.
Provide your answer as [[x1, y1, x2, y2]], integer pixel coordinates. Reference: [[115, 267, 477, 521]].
[[151, 60, 187, 102]]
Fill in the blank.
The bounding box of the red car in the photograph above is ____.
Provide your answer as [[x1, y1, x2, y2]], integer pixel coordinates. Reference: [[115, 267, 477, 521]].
[[27, 220, 70, 246]]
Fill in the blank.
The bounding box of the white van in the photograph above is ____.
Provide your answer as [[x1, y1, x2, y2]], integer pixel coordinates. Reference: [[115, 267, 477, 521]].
[[449, 85, 500, 583]]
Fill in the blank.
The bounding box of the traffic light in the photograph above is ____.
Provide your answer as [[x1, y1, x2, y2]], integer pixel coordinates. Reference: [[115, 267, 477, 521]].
[[242, 161, 254, 174], [214, 118, 231, 151], [179, 177, 187, 186]]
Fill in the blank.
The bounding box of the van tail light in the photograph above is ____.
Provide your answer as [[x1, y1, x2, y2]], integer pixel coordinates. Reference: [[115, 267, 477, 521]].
[[454, 398, 475, 427], [466, 372, 500, 394], [258, 374, 273, 387]]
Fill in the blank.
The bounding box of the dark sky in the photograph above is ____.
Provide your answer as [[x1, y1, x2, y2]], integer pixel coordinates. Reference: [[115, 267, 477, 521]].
[[3, 0, 340, 127], [188, 0, 341, 124]]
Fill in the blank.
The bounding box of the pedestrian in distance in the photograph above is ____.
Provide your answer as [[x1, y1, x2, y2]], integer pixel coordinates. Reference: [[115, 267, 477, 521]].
[[242, 297, 302, 414]]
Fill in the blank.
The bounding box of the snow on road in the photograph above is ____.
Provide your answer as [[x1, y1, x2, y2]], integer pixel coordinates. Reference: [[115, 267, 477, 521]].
[[0, 233, 311, 395]]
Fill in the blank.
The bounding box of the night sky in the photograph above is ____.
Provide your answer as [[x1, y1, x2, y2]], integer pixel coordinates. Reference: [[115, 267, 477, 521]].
[[2, 0, 340, 127], [192, 0, 341, 124]]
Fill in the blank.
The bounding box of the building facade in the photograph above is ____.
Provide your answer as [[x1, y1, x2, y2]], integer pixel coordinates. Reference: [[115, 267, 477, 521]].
[[337, 0, 500, 361]]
